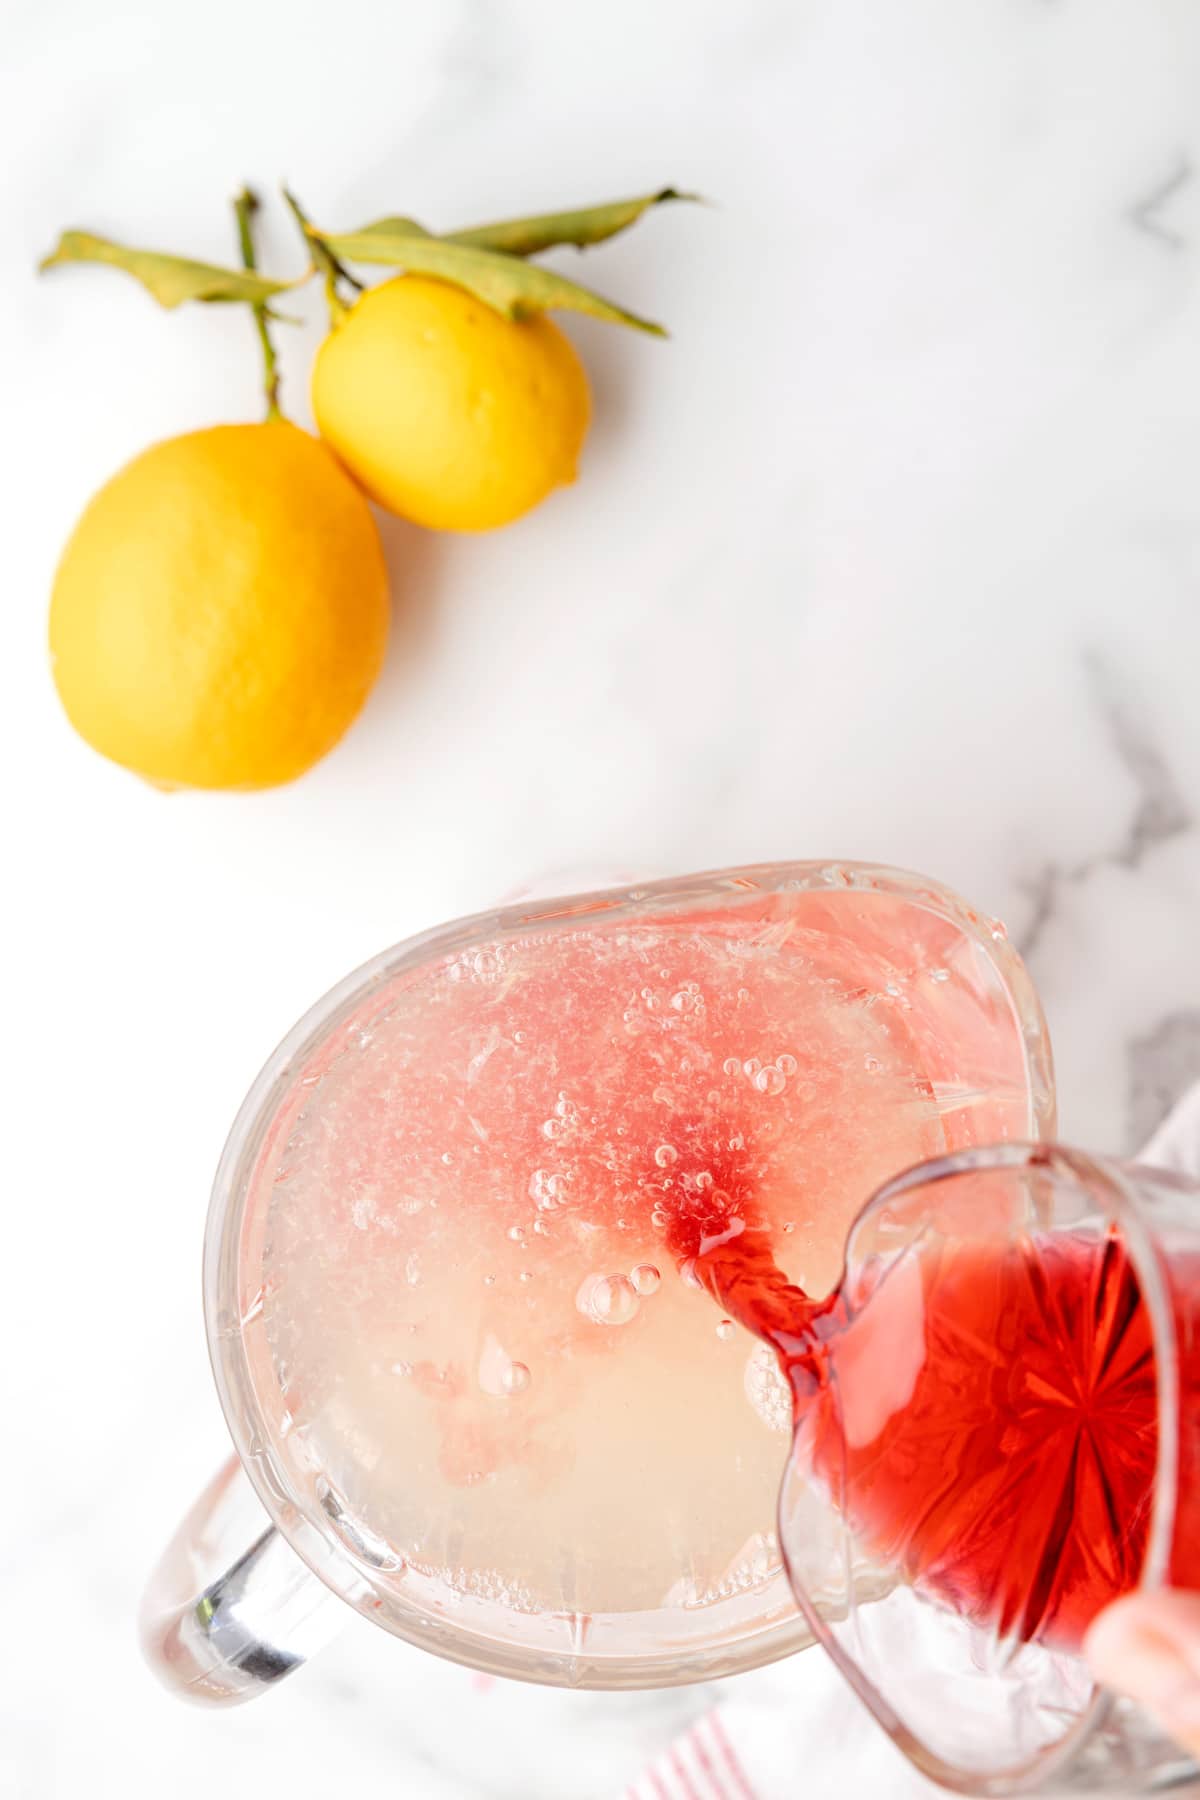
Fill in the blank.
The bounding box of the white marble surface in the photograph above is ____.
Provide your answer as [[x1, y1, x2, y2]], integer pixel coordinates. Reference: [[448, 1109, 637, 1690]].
[[7, 1, 1200, 1795]]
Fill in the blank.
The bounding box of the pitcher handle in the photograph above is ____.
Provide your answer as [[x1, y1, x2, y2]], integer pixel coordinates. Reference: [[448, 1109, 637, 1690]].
[[139, 1456, 344, 1704]]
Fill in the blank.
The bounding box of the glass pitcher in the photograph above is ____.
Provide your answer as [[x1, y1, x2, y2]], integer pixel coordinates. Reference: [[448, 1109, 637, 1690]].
[[140, 861, 1053, 1703]]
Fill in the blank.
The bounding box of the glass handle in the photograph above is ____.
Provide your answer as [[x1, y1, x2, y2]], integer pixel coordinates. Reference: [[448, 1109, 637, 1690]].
[[139, 1456, 344, 1705]]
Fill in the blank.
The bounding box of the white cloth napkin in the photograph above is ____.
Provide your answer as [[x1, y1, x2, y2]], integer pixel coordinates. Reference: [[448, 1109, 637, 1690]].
[[621, 1085, 1200, 1800]]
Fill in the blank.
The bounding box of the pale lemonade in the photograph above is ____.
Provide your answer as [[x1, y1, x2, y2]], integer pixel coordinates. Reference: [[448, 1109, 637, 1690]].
[[253, 887, 1024, 1622]]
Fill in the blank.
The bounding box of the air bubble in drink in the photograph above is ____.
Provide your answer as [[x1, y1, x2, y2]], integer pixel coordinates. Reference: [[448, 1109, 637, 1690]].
[[577, 1272, 640, 1325]]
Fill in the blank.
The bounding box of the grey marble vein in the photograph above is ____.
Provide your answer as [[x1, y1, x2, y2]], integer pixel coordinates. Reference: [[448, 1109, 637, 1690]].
[[1128, 1009, 1200, 1146], [1084, 649, 1193, 863], [1127, 154, 1193, 251], [1018, 651, 1193, 959]]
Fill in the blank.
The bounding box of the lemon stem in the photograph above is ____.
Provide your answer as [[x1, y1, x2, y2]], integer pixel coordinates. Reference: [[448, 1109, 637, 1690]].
[[233, 187, 283, 420], [282, 186, 360, 327]]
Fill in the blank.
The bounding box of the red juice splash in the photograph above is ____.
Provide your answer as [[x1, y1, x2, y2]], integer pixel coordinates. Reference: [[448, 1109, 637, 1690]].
[[671, 1164, 1200, 1656]]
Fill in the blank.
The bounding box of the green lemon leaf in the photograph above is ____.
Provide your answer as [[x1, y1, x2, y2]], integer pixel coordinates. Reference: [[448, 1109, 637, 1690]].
[[318, 228, 666, 335], [38, 230, 297, 308], [445, 188, 697, 256], [332, 214, 432, 242]]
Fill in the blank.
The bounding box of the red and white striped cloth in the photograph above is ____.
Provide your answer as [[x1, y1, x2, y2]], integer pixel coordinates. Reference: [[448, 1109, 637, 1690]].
[[625, 1709, 757, 1800], [620, 1659, 939, 1800], [620, 1084, 1200, 1800]]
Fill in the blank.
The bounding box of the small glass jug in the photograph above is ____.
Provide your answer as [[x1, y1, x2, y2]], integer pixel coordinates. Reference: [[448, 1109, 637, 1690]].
[[778, 1142, 1200, 1795]]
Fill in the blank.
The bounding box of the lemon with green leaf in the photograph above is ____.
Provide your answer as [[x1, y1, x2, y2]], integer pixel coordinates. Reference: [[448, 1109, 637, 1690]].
[[41, 191, 389, 791], [296, 188, 686, 532]]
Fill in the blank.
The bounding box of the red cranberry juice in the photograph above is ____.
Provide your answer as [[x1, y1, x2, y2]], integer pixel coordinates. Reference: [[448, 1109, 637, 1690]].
[[690, 1213, 1200, 1652]]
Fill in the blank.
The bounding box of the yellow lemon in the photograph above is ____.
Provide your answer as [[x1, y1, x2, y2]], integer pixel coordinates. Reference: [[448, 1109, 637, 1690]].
[[50, 422, 389, 790], [312, 275, 591, 532]]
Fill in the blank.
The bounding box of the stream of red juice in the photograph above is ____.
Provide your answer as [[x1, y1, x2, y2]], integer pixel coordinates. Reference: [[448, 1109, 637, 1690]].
[[671, 1184, 1200, 1655]]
